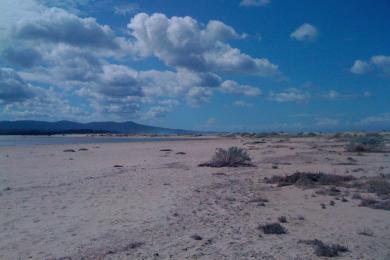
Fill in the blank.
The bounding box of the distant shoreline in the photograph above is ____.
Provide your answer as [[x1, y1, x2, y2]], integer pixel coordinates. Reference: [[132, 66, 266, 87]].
[[0, 134, 218, 148]]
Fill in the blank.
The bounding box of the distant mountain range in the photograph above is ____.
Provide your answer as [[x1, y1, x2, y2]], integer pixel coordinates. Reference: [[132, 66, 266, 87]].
[[0, 120, 196, 135]]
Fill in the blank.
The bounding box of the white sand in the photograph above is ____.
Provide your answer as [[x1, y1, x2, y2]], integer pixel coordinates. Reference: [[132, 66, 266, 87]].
[[1, 136, 390, 259]]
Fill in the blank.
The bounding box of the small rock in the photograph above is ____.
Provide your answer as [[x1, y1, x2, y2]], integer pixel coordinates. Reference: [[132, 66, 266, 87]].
[[191, 234, 203, 240]]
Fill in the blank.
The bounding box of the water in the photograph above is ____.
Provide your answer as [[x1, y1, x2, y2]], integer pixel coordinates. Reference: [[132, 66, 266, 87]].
[[0, 135, 196, 147]]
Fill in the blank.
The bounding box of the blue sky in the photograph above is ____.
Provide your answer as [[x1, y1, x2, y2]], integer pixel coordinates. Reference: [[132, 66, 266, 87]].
[[0, 0, 389, 132]]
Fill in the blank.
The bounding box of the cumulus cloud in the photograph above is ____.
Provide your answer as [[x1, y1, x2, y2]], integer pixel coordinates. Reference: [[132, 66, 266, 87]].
[[351, 55, 390, 76], [350, 60, 371, 74], [240, 0, 271, 7], [2, 88, 90, 120], [0, 2, 283, 122], [97, 64, 144, 98], [371, 55, 390, 75], [2, 47, 42, 68], [186, 87, 213, 107], [290, 23, 318, 42], [0, 68, 89, 120], [48, 45, 103, 82], [269, 88, 310, 102], [0, 68, 36, 103], [220, 80, 261, 96], [13, 7, 121, 50], [128, 13, 279, 77], [143, 105, 173, 121]]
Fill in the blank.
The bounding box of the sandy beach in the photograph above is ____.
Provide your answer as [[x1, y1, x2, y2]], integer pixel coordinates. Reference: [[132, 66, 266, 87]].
[[1, 135, 390, 259]]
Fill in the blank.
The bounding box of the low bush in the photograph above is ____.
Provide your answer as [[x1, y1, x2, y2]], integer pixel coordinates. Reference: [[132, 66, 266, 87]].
[[299, 239, 348, 257], [265, 172, 355, 187], [359, 198, 390, 211], [346, 134, 385, 152], [199, 147, 252, 167], [258, 223, 287, 234], [355, 177, 390, 196]]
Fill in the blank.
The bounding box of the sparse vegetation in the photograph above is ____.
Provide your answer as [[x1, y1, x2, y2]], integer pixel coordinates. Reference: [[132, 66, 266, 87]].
[[299, 239, 348, 257], [352, 177, 390, 196], [266, 172, 355, 187], [346, 134, 385, 152], [357, 228, 374, 237], [278, 216, 287, 223], [359, 198, 390, 211], [352, 192, 362, 200], [258, 223, 287, 234], [199, 147, 252, 167]]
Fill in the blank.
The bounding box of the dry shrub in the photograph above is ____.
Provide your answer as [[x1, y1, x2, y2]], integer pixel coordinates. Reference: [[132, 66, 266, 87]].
[[359, 198, 390, 211], [346, 134, 385, 152], [299, 239, 348, 257], [258, 223, 287, 234], [199, 147, 252, 167], [266, 172, 355, 187]]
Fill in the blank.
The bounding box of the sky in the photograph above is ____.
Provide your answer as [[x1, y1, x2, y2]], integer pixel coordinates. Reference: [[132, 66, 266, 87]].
[[0, 0, 389, 132]]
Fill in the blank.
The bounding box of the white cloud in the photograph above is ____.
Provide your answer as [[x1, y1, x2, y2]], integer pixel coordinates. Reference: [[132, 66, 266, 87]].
[[128, 13, 279, 77], [290, 23, 318, 42], [269, 88, 310, 102], [240, 0, 271, 7], [220, 80, 261, 96], [371, 55, 390, 75], [0, 68, 90, 120], [351, 55, 390, 76], [359, 113, 390, 125], [13, 7, 121, 50], [143, 105, 173, 120], [324, 90, 340, 99], [97, 64, 144, 98], [0, 2, 284, 122], [234, 100, 253, 107], [0, 0, 43, 51], [114, 3, 139, 16], [186, 87, 213, 107], [350, 60, 371, 74]]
